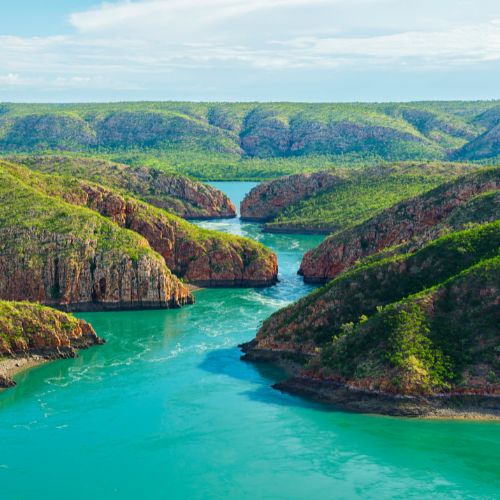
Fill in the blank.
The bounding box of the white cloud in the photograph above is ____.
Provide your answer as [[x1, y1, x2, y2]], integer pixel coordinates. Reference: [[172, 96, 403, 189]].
[[69, 0, 359, 33], [0, 0, 499, 97]]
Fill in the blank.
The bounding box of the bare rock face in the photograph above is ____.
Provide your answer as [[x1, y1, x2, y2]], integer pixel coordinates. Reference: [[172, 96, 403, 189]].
[[0, 228, 192, 311], [65, 182, 278, 287], [299, 168, 500, 283], [0, 164, 193, 311], [12, 156, 237, 219], [240, 172, 345, 222]]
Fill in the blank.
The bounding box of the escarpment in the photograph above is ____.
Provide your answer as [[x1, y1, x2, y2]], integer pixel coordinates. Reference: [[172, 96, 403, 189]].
[[0, 301, 104, 388], [242, 162, 479, 234], [299, 167, 500, 283], [1, 101, 500, 166], [242, 222, 500, 417], [0, 165, 192, 311], [72, 183, 278, 287], [11, 155, 237, 219], [240, 172, 345, 221], [2, 161, 278, 288]]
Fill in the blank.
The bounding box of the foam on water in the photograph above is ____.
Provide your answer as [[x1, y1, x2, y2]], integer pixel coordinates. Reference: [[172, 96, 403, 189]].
[[0, 181, 498, 499]]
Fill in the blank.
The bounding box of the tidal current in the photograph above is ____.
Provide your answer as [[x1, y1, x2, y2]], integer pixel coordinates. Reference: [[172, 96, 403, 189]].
[[1, 182, 498, 499]]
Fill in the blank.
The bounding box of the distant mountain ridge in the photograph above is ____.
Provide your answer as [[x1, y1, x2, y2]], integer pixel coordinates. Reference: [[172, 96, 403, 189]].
[[0, 101, 498, 164]]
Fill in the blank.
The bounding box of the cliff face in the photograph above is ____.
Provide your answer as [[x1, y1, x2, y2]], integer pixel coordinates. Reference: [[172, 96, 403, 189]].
[[0, 301, 104, 388], [12, 156, 237, 219], [0, 165, 193, 311], [300, 168, 500, 283], [1, 161, 278, 288], [242, 222, 500, 416], [240, 172, 345, 221], [70, 182, 278, 287]]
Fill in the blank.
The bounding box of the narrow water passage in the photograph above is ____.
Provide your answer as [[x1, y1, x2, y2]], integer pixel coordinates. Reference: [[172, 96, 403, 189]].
[[0, 182, 498, 499]]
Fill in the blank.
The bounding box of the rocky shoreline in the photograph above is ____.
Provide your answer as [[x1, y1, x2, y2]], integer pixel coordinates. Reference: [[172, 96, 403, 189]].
[[273, 376, 500, 420], [240, 344, 500, 420], [0, 356, 48, 389]]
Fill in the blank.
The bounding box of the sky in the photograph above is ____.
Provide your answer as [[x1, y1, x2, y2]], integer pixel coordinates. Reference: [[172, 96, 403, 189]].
[[0, 0, 499, 102]]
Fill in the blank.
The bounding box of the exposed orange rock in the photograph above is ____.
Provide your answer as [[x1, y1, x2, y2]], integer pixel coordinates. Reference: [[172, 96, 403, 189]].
[[300, 168, 499, 283], [240, 172, 344, 221]]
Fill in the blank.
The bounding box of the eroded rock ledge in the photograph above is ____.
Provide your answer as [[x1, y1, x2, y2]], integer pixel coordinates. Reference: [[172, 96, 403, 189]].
[[300, 167, 500, 283], [240, 172, 345, 222], [0, 301, 104, 388], [11, 155, 237, 219]]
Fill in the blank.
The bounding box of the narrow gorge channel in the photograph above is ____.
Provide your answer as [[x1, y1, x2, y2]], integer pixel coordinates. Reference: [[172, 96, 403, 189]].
[[0, 182, 498, 499]]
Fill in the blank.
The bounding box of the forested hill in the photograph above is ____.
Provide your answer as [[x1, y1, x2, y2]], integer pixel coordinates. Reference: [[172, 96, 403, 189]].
[[0, 101, 498, 179]]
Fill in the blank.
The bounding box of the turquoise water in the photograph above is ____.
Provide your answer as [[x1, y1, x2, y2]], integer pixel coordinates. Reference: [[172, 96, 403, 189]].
[[1, 182, 499, 499]]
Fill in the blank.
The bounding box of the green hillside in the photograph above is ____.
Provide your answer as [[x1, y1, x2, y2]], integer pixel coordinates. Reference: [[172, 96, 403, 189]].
[[250, 221, 500, 396], [263, 162, 479, 233], [0, 101, 498, 180]]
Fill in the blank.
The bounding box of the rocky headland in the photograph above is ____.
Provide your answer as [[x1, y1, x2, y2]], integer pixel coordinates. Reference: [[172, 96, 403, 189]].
[[240, 171, 345, 222], [11, 155, 237, 219], [241, 214, 500, 418], [0, 161, 278, 312], [300, 167, 500, 282], [0, 301, 104, 389]]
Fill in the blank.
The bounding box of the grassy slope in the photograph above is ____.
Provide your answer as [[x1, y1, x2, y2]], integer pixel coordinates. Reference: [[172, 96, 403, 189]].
[[0, 101, 498, 180], [0, 161, 165, 265], [256, 221, 500, 394], [265, 162, 480, 233], [7, 154, 235, 218], [0, 160, 276, 284]]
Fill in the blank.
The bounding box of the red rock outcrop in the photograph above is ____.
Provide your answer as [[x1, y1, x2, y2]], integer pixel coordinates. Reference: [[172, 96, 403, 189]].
[[240, 172, 345, 221], [299, 168, 499, 282], [0, 227, 192, 311], [62, 182, 278, 287], [0, 301, 104, 388], [12, 156, 237, 219], [0, 163, 193, 311]]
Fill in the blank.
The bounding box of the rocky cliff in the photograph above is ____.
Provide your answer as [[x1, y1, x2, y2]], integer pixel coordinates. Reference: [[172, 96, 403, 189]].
[[241, 163, 478, 233], [240, 172, 345, 221], [0, 301, 104, 388], [2, 161, 278, 288], [0, 164, 193, 311], [299, 167, 500, 282], [70, 182, 278, 287], [242, 222, 500, 417], [12, 155, 237, 219]]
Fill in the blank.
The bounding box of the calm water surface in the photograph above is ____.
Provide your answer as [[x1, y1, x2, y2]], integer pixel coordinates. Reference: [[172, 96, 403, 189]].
[[1, 182, 499, 499]]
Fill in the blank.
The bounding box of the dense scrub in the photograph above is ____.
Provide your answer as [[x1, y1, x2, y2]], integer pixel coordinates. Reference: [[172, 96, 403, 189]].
[[0, 101, 498, 180], [246, 221, 500, 397]]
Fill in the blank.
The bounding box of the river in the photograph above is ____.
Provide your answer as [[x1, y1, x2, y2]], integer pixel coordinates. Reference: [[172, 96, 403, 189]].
[[0, 182, 498, 499]]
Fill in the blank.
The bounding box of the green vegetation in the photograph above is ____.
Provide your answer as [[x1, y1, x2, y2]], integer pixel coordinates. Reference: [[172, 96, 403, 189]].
[[265, 162, 479, 233], [258, 221, 500, 394], [0, 160, 275, 285], [320, 256, 499, 395], [0, 101, 498, 180], [0, 161, 163, 264], [0, 300, 83, 354], [8, 155, 236, 218]]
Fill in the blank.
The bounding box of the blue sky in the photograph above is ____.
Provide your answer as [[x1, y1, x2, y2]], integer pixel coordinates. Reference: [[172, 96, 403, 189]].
[[0, 0, 499, 102]]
